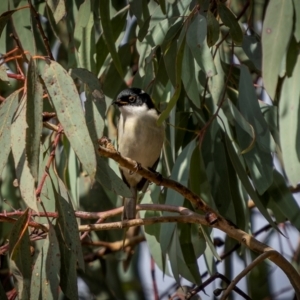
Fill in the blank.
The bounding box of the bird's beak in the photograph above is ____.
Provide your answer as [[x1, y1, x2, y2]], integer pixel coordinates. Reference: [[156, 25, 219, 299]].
[[112, 98, 127, 106]]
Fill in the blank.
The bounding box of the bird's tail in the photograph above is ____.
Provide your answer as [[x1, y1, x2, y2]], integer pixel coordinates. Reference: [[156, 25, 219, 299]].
[[122, 187, 137, 220]]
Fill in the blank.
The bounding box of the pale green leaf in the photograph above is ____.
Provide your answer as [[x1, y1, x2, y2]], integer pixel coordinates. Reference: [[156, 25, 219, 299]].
[[279, 54, 300, 186], [207, 10, 219, 47], [186, 13, 216, 77], [30, 224, 60, 300], [0, 89, 20, 175], [41, 61, 96, 178], [262, 0, 293, 100], [46, 0, 66, 24], [293, 0, 300, 42], [0, 65, 8, 82], [11, 97, 39, 212], [242, 35, 262, 71]]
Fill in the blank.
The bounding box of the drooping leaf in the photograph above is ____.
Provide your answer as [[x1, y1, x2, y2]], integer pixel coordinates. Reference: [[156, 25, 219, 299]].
[[224, 134, 279, 231], [11, 96, 39, 212], [41, 61, 96, 178], [218, 3, 243, 45], [207, 10, 219, 47], [242, 35, 262, 71], [262, 0, 293, 100], [50, 171, 84, 299], [9, 208, 31, 300], [186, 13, 216, 77], [99, 0, 124, 77], [159, 140, 196, 255], [26, 58, 43, 182], [0, 64, 8, 82], [279, 54, 300, 186], [0, 89, 20, 175], [30, 224, 60, 300], [0, 8, 18, 37]]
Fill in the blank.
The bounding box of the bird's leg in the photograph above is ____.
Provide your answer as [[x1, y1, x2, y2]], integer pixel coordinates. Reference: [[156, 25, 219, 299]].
[[129, 161, 142, 175]]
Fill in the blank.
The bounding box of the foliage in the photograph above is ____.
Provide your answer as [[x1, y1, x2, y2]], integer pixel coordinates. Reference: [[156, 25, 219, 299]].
[[0, 0, 300, 299]]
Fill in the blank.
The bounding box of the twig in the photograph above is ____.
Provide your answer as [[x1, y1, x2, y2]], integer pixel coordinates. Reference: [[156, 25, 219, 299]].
[[220, 250, 277, 300], [28, 0, 54, 60]]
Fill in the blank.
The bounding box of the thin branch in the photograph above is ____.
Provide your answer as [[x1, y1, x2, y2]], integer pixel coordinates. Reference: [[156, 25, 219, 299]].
[[220, 250, 277, 300]]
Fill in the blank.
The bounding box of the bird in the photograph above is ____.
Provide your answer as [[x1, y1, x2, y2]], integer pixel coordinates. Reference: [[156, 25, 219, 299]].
[[113, 88, 165, 220]]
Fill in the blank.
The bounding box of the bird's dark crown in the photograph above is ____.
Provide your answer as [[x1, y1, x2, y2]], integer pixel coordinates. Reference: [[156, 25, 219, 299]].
[[114, 88, 155, 110]]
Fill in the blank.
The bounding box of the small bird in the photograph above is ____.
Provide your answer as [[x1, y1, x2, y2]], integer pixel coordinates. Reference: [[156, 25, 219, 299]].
[[113, 88, 165, 220]]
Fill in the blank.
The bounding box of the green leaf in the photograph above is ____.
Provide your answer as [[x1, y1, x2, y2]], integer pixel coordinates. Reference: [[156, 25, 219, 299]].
[[9, 209, 31, 299], [96, 156, 131, 197], [0, 64, 8, 82], [46, 0, 66, 24], [293, 0, 300, 42], [149, 18, 170, 46], [30, 224, 60, 300], [41, 61, 96, 178], [159, 140, 196, 254], [181, 43, 199, 106], [267, 170, 300, 232], [279, 53, 300, 186], [242, 35, 262, 71], [168, 227, 181, 284], [50, 172, 84, 299], [99, 0, 123, 77], [11, 96, 39, 212], [224, 134, 278, 230], [262, 0, 293, 99], [218, 3, 243, 45], [237, 65, 273, 194], [0, 89, 20, 175], [186, 13, 216, 77], [26, 58, 43, 182], [207, 10, 220, 47], [0, 8, 18, 37]]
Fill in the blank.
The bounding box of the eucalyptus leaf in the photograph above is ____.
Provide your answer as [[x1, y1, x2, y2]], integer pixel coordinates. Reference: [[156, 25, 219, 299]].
[[41, 61, 96, 178]]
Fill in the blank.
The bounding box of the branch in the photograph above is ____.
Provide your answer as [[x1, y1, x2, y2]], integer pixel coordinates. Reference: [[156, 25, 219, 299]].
[[97, 138, 300, 298], [220, 250, 277, 300]]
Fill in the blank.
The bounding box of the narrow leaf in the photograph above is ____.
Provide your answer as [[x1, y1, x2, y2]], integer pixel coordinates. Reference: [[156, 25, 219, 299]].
[[41, 61, 96, 178], [99, 0, 123, 77], [279, 54, 300, 186], [9, 209, 31, 299], [30, 224, 60, 300], [11, 96, 39, 212], [0, 65, 8, 82], [293, 0, 300, 42], [218, 3, 243, 45], [26, 58, 43, 182], [46, 0, 66, 24], [262, 0, 293, 99], [0, 89, 20, 175]]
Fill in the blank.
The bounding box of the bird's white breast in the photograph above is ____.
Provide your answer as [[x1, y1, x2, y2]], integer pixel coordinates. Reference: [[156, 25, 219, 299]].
[[117, 104, 165, 186]]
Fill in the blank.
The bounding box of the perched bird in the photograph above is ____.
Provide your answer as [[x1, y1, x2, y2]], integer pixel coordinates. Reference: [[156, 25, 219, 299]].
[[113, 88, 165, 220]]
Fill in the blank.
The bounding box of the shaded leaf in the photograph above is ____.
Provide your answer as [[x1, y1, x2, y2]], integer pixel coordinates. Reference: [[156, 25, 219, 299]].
[[26, 58, 43, 182], [30, 224, 60, 300], [41, 61, 96, 178], [224, 134, 278, 230], [262, 0, 293, 99], [0, 281, 7, 300], [207, 10, 219, 47], [9, 208, 31, 299], [242, 35, 262, 71], [218, 3, 243, 45], [0, 8, 18, 37], [160, 140, 196, 254], [99, 0, 123, 77], [279, 53, 300, 186], [0, 89, 20, 175], [11, 96, 39, 212], [293, 0, 300, 42]]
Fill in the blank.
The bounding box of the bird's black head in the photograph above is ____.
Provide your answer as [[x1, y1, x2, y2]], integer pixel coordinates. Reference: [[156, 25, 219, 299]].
[[113, 88, 155, 110]]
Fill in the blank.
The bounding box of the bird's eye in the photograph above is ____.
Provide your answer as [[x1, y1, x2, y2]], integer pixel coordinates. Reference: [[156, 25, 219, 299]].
[[128, 96, 136, 102]]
